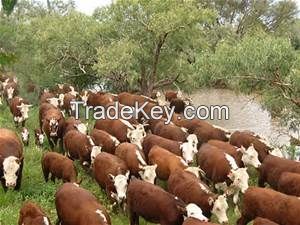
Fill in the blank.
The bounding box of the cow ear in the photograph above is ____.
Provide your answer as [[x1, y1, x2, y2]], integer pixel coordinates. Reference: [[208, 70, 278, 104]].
[[108, 174, 115, 181]]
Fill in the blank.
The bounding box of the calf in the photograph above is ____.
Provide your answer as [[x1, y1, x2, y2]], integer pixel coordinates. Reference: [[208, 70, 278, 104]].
[[42, 152, 79, 183], [253, 217, 279, 225], [127, 178, 207, 225], [18, 201, 51, 225], [142, 134, 198, 164], [237, 187, 300, 225], [63, 130, 96, 167], [115, 143, 157, 184], [34, 128, 45, 147], [278, 172, 300, 196], [9, 97, 32, 127], [148, 145, 200, 180], [90, 129, 120, 154], [197, 144, 249, 204], [39, 103, 65, 149], [168, 169, 229, 224], [153, 120, 188, 142], [94, 119, 146, 149], [21, 127, 30, 146], [258, 155, 300, 189], [61, 92, 77, 116], [0, 128, 24, 191], [55, 183, 111, 225], [229, 131, 270, 162], [93, 152, 129, 204]]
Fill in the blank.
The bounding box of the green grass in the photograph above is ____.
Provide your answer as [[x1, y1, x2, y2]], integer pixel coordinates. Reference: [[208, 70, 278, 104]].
[[0, 102, 256, 225]]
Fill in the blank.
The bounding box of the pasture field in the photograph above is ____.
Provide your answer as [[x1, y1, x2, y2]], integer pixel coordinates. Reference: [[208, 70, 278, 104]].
[[0, 102, 257, 225]]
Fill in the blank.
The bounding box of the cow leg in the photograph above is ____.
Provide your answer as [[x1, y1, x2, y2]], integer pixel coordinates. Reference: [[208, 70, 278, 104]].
[[1, 179, 7, 192], [15, 161, 24, 190], [129, 211, 139, 225], [48, 137, 55, 149], [50, 174, 56, 183], [258, 174, 265, 187], [42, 166, 50, 182], [58, 139, 64, 153]]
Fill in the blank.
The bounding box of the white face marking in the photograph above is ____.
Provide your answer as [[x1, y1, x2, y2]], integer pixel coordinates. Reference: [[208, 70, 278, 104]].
[[110, 171, 129, 203], [228, 168, 249, 193], [181, 141, 198, 164], [95, 209, 108, 224], [58, 84, 64, 89], [241, 145, 261, 168], [225, 153, 239, 170], [186, 203, 208, 222], [21, 128, 29, 142], [109, 135, 120, 146], [7, 87, 14, 99], [17, 103, 32, 120], [127, 126, 146, 150], [43, 217, 50, 225], [58, 94, 65, 107], [211, 195, 229, 224], [91, 146, 102, 165], [3, 156, 20, 187], [135, 150, 146, 166], [38, 133, 45, 145], [47, 97, 60, 108], [270, 148, 284, 158], [139, 164, 157, 184], [81, 91, 89, 106], [49, 118, 59, 136], [75, 123, 88, 134]]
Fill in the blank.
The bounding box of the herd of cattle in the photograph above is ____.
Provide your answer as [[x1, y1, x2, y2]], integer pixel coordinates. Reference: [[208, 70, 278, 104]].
[[1, 73, 300, 225]]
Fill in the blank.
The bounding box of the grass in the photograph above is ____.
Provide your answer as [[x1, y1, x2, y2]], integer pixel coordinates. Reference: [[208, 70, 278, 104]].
[[0, 102, 256, 225]]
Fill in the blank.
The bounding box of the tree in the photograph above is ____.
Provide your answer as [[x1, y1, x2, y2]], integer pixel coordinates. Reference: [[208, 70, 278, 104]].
[[1, 0, 18, 16], [93, 0, 216, 95]]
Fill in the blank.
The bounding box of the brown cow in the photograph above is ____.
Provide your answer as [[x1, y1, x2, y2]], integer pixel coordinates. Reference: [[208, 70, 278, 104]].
[[118, 92, 156, 107], [168, 169, 229, 224], [237, 187, 300, 225], [153, 120, 188, 142], [9, 96, 32, 127], [0, 128, 24, 191], [87, 92, 114, 107], [61, 92, 77, 116], [148, 145, 201, 180], [127, 178, 208, 225], [18, 201, 51, 225], [258, 155, 300, 189], [42, 152, 79, 183], [63, 130, 95, 167], [142, 134, 198, 164], [55, 183, 111, 225], [165, 90, 181, 102], [278, 172, 300, 196], [229, 131, 270, 162], [170, 98, 186, 114], [197, 144, 250, 204], [39, 103, 65, 149], [34, 128, 45, 147], [39, 91, 55, 105], [94, 119, 146, 149], [93, 152, 129, 203], [63, 117, 88, 136], [115, 143, 157, 184], [90, 128, 120, 154], [253, 217, 279, 225]]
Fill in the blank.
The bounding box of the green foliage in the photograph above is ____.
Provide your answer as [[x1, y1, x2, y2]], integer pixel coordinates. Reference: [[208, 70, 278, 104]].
[[1, 0, 18, 15]]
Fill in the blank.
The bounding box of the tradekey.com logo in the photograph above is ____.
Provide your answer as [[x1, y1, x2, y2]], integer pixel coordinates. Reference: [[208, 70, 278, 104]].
[[71, 101, 230, 124]]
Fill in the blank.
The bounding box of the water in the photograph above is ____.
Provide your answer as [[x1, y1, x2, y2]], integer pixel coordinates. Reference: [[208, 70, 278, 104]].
[[190, 89, 292, 146]]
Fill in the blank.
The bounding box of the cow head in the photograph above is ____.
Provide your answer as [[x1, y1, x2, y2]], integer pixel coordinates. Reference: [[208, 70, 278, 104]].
[[138, 164, 157, 184], [90, 146, 102, 165], [209, 194, 229, 224], [127, 126, 146, 150], [21, 128, 29, 145], [58, 94, 65, 107], [7, 87, 14, 99], [2, 156, 23, 188], [109, 171, 130, 203], [239, 145, 261, 168], [47, 97, 60, 108], [186, 203, 208, 222], [74, 123, 88, 134], [48, 118, 59, 137], [35, 130, 45, 146], [180, 134, 198, 164], [228, 168, 249, 194], [17, 103, 32, 121]]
